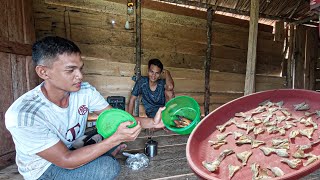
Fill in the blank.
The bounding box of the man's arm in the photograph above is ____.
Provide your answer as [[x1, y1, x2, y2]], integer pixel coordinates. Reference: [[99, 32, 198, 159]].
[[128, 95, 137, 116], [163, 69, 174, 91], [37, 121, 141, 169], [163, 69, 175, 101]]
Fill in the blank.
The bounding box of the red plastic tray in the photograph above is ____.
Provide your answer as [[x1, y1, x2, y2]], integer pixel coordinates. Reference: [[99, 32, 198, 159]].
[[186, 89, 320, 180]]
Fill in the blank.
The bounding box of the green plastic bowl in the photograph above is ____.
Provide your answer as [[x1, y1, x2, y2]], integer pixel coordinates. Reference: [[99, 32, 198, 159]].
[[96, 108, 137, 138], [161, 96, 201, 135]]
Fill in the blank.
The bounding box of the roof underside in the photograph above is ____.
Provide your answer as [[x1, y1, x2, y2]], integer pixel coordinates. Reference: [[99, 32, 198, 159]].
[[154, 0, 319, 26]]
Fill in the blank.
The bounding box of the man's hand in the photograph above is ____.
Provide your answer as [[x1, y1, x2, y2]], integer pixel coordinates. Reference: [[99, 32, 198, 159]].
[[111, 121, 142, 143], [152, 107, 166, 128]]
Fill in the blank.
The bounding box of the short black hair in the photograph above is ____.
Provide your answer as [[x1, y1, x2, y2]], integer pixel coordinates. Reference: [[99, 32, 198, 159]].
[[148, 59, 163, 71], [32, 36, 81, 66]]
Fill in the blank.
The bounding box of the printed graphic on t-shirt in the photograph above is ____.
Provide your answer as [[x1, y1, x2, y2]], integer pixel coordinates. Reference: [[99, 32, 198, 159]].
[[66, 123, 81, 142], [78, 105, 88, 115]]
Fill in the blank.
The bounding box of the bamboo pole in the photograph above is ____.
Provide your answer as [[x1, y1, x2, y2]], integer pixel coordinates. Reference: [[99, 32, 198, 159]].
[[204, 7, 213, 116], [134, 0, 141, 116], [244, 0, 259, 95]]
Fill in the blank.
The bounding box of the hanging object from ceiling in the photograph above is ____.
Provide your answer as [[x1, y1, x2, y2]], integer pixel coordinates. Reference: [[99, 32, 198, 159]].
[[127, 0, 134, 15]]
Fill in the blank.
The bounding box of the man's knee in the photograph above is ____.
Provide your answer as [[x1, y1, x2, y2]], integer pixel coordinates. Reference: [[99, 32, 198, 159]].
[[95, 156, 121, 179]]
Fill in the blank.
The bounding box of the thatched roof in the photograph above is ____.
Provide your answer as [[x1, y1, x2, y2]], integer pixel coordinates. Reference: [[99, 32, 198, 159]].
[[155, 0, 319, 26]]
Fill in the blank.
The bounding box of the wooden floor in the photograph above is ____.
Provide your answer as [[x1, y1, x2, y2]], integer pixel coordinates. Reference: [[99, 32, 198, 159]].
[[1, 129, 320, 180]]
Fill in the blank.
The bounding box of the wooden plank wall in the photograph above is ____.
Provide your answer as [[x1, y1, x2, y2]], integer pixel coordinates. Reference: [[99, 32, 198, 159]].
[[0, 0, 37, 169], [293, 25, 319, 90], [33, 0, 286, 117]]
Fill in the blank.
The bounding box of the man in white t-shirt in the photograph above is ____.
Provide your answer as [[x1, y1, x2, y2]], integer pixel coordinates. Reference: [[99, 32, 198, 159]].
[[5, 36, 165, 180]]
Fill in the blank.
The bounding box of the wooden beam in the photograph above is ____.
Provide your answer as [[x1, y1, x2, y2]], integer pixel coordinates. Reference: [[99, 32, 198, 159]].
[[204, 7, 213, 116], [291, 14, 319, 25], [134, 0, 142, 116], [244, 0, 259, 95], [287, 24, 295, 88], [0, 39, 32, 56]]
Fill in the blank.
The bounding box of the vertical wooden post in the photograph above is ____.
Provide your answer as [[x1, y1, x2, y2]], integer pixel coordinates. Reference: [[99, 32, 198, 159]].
[[64, 7, 71, 39], [244, 0, 259, 95], [287, 24, 295, 89], [275, 21, 285, 42], [204, 7, 213, 116], [134, 0, 142, 116], [294, 25, 306, 89], [275, 21, 286, 75], [306, 27, 318, 90]]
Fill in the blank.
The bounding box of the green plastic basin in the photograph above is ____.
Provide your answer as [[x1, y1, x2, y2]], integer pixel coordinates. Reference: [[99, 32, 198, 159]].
[[96, 108, 137, 138], [161, 96, 200, 135]]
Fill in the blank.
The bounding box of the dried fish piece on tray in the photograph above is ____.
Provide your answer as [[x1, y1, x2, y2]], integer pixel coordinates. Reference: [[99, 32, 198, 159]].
[[289, 130, 300, 139], [251, 106, 267, 115], [236, 151, 252, 166], [235, 123, 248, 130], [216, 118, 235, 132], [301, 117, 318, 129], [250, 163, 272, 179], [280, 109, 291, 117], [274, 148, 290, 157], [259, 147, 289, 157], [262, 113, 273, 123], [202, 149, 234, 172], [303, 154, 320, 166], [235, 112, 247, 118], [259, 147, 274, 156], [251, 139, 265, 148], [251, 163, 260, 179], [233, 131, 244, 140], [292, 149, 313, 159], [267, 166, 285, 177], [293, 102, 310, 111], [246, 125, 255, 134], [272, 138, 290, 149], [259, 99, 272, 107], [276, 116, 286, 124], [264, 120, 277, 127], [305, 111, 316, 117], [280, 158, 302, 169], [228, 165, 241, 179], [258, 167, 272, 179], [253, 127, 265, 136], [216, 132, 232, 141], [236, 135, 253, 146], [252, 117, 263, 125], [299, 128, 315, 139], [208, 140, 227, 149], [296, 144, 312, 151]]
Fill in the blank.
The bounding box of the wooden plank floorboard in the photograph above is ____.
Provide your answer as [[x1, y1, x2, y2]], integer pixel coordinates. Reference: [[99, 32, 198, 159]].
[[126, 134, 189, 151], [1, 160, 320, 180], [118, 144, 195, 179]]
